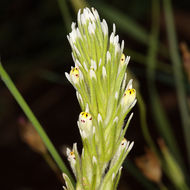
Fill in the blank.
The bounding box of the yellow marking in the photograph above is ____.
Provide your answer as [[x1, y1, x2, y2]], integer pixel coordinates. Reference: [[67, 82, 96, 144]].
[[121, 138, 127, 146], [120, 54, 125, 64], [70, 151, 74, 156], [80, 112, 92, 119], [70, 67, 79, 77], [124, 88, 136, 96]]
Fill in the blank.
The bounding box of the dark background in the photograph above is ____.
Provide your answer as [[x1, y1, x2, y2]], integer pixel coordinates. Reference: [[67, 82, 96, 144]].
[[0, 0, 190, 189]]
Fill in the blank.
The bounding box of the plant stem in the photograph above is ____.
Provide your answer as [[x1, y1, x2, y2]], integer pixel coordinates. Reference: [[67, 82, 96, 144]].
[[146, 0, 184, 168], [0, 62, 75, 185], [137, 93, 158, 155], [163, 0, 190, 167]]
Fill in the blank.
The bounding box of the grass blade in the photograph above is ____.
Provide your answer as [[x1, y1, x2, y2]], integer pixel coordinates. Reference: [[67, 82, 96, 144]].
[[163, 0, 190, 167], [146, 0, 184, 168], [0, 62, 75, 186]]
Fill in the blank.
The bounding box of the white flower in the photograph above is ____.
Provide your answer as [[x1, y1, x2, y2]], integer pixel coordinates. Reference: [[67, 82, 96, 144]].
[[70, 67, 80, 84], [66, 148, 76, 176], [89, 68, 96, 79], [78, 111, 93, 138], [91, 60, 97, 71], [65, 67, 81, 86], [101, 19, 108, 36], [121, 80, 136, 110], [102, 66, 107, 78], [64, 7, 136, 189], [97, 113, 103, 124], [110, 139, 134, 168], [88, 22, 96, 34], [120, 53, 125, 65]]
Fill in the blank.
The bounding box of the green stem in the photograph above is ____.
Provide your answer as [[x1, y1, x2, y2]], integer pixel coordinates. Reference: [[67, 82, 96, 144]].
[[163, 0, 190, 167], [146, 0, 184, 168], [137, 93, 158, 155], [0, 63, 75, 185]]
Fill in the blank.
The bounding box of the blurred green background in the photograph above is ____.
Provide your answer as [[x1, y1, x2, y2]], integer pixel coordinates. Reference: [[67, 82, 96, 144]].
[[0, 0, 190, 189]]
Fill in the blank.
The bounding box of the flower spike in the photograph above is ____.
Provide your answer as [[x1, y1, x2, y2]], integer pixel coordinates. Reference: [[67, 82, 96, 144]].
[[64, 7, 136, 190]]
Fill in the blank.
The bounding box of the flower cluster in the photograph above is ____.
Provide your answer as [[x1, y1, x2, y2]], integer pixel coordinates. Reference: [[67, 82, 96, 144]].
[[64, 7, 136, 190]]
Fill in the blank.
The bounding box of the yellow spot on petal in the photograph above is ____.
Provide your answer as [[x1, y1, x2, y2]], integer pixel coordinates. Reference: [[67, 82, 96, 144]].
[[121, 138, 127, 146], [70, 67, 79, 77], [70, 151, 74, 156], [70, 67, 80, 83], [124, 88, 136, 96], [120, 54, 125, 64], [69, 151, 76, 160], [80, 112, 92, 120]]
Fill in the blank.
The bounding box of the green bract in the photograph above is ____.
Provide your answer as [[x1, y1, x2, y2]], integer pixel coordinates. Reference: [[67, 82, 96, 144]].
[[64, 7, 136, 190]]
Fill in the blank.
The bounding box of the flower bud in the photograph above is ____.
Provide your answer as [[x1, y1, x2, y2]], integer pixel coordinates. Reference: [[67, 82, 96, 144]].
[[111, 138, 128, 167], [66, 148, 76, 176], [111, 138, 134, 169], [70, 67, 80, 84], [120, 54, 125, 65], [89, 68, 96, 79], [78, 112, 93, 138], [121, 88, 136, 110], [62, 173, 74, 190]]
